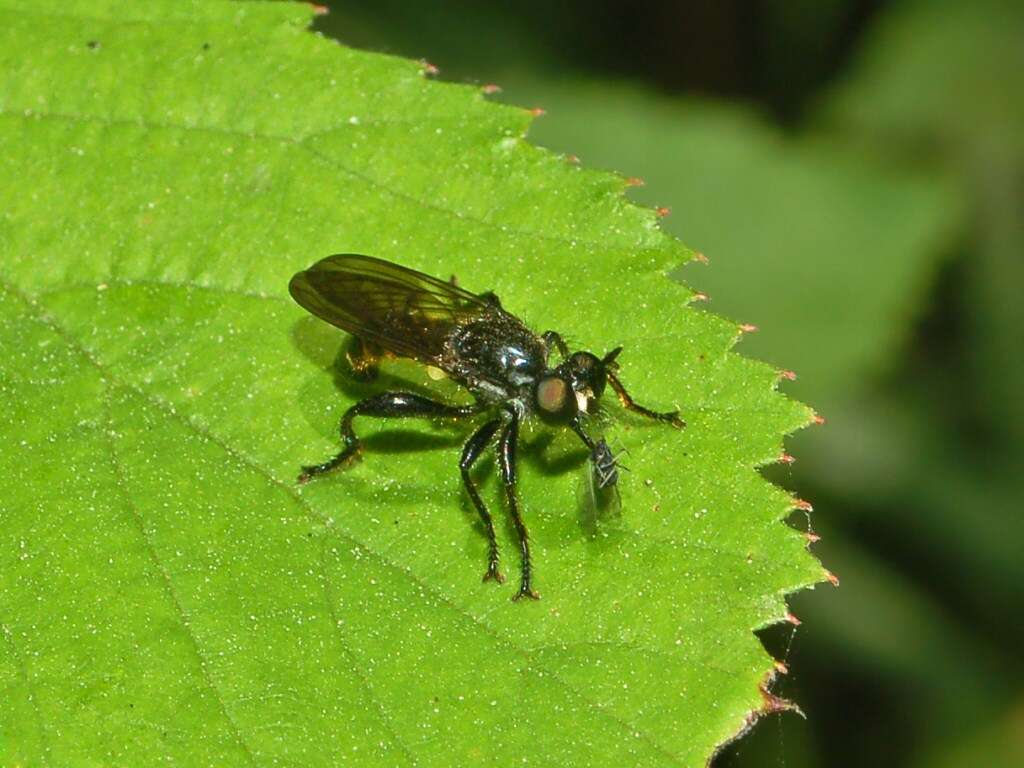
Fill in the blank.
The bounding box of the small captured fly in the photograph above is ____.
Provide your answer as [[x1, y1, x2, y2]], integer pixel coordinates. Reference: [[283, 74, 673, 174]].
[[590, 439, 623, 491], [289, 254, 684, 600], [580, 438, 626, 529]]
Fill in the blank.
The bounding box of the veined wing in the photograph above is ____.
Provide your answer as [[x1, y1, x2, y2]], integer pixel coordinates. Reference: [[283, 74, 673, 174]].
[[288, 254, 494, 363]]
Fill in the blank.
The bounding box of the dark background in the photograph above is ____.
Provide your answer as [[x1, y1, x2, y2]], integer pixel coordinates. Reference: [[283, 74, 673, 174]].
[[313, 2, 1024, 766]]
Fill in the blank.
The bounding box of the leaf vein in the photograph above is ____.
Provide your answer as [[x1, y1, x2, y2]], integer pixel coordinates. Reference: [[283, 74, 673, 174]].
[[0, 108, 664, 253], [0, 621, 51, 766], [100, 380, 261, 765]]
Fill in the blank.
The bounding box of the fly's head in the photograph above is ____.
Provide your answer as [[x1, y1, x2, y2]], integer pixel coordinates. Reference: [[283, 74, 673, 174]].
[[533, 346, 622, 425]]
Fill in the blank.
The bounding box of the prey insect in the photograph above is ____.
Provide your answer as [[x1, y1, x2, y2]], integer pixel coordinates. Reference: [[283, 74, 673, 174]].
[[289, 254, 684, 600], [590, 439, 625, 491], [581, 438, 626, 525]]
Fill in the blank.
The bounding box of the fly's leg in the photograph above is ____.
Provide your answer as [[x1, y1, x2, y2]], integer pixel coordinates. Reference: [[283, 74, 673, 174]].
[[478, 290, 501, 307], [298, 392, 478, 483], [460, 419, 504, 584], [448, 274, 501, 307], [541, 330, 570, 360], [345, 337, 382, 381], [570, 417, 597, 451], [607, 371, 686, 428], [497, 408, 539, 600]]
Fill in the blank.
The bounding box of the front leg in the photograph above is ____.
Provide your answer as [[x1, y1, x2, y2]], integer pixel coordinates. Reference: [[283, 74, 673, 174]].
[[497, 407, 539, 600], [541, 330, 570, 360], [298, 392, 479, 483], [607, 371, 685, 428]]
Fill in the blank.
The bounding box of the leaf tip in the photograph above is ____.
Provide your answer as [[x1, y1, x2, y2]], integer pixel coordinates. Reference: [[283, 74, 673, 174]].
[[706, 669, 804, 767], [792, 498, 813, 513], [758, 680, 803, 719]]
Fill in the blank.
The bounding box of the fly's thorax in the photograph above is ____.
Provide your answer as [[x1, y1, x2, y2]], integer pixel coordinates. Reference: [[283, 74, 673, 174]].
[[449, 316, 547, 394], [473, 378, 513, 402]]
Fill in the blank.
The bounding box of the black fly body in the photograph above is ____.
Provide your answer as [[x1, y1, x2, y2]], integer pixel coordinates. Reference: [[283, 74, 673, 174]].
[[289, 254, 684, 600]]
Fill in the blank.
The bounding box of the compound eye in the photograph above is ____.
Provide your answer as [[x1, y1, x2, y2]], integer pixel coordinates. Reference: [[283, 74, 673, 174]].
[[535, 375, 576, 421]]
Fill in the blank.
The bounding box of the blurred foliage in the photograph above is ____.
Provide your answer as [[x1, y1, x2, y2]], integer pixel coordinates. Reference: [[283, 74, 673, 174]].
[[318, 0, 1024, 766], [501, 81, 961, 405], [822, 0, 1024, 450]]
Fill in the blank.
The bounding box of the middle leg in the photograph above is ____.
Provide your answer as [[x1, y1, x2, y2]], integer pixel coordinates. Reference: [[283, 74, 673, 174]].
[[459, 418, 504, 584], [497, 407, 539, 600]]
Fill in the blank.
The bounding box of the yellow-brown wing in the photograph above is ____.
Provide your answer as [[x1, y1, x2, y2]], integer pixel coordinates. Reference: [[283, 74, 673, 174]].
[[288, 254, 494, 364]]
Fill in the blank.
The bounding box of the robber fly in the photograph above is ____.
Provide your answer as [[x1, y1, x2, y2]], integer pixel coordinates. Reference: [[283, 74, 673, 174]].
[[289, 254, 684, 600]]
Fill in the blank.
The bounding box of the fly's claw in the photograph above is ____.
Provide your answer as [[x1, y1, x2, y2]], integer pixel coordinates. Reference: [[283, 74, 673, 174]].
[[345, 350, 379, 382], [483, 563, 506, 584], [665, 410, 686, 429], [512, 586, 540, 601], [296, 444, 362, 483]]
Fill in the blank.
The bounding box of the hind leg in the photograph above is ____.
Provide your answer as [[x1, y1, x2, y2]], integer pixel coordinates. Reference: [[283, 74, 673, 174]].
[[344, 337, 383, 381], [298, 392, 479, 482]]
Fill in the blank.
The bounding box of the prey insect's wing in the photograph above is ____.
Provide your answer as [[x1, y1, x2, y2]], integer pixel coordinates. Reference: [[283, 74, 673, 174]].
[[579, 437, 623, 533], [289, 254, 493, 363]]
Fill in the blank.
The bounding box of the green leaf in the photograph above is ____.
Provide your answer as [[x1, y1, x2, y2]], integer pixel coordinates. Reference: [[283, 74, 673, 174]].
[[0, 2, 823, 765]]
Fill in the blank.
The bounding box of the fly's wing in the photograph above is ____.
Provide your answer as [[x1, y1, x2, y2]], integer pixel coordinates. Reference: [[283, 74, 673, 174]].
[[288, 254, 493, 363]]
